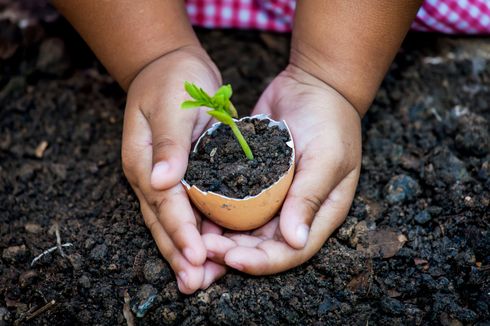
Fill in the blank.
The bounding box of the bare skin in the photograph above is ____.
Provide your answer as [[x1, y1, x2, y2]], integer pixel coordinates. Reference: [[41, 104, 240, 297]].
[[53, 0, 422, 293]]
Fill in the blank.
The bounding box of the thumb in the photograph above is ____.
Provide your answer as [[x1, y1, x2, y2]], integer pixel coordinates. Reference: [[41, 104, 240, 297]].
[[279, 154, 346, 249], [149, 112, 194, 190]]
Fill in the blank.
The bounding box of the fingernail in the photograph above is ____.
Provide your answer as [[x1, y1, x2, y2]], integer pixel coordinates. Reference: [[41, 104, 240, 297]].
[[151, 161, 170, 184], [227, 261, 244, 271], [200, 270, 211, 290], [296, 224, 309, 247], [178, 271, 188, 288]]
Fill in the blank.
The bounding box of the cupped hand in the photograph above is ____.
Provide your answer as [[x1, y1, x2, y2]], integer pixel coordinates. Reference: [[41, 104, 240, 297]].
[[122, 46, 227, 293], [204, 65, 362, 274]]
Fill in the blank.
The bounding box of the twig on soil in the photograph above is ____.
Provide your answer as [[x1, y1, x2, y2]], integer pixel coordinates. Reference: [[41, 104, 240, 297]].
[[123, 290, 135, 326], [15, 300, 56, 325], [54, 222, 65, 257], [25, 299, 56, 322], [30, 243, 73, 267], [36, 289, 48, 303], [430, 107, 442, 122], [438, 222, 445, 236]]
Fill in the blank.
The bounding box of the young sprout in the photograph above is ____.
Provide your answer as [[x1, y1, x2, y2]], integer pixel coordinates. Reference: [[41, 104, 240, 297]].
[[181, 82, 254, 160]]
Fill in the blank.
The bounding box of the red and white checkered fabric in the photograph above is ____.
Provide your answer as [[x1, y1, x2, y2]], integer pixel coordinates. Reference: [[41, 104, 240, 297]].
[[186, 0, 490, 34]]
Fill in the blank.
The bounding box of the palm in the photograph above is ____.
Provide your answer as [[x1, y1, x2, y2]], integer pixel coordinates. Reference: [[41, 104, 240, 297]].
[[204, 67, 363, 274]]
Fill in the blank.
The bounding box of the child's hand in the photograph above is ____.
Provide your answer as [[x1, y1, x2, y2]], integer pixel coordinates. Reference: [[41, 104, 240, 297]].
[[203, 65, 362, 274], [121, 46, 227, 293]]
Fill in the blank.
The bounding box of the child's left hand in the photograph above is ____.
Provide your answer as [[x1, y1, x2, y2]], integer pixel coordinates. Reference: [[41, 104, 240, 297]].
[[203, 65, 362, 274]]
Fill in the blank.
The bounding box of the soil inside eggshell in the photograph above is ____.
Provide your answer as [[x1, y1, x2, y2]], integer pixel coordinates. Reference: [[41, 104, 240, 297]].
[[184, 118, 293, 198]]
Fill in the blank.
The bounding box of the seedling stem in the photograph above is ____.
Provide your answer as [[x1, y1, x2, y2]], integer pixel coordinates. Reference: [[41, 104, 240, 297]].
[[181, 82, 254, 160]]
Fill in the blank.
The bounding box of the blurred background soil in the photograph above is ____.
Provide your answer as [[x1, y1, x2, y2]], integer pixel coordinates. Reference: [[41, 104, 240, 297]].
[[0, 2, 489, 325]]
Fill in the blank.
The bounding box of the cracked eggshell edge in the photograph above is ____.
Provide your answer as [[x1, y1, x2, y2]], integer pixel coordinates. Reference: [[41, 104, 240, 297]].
[[181, 114, 295, 231]]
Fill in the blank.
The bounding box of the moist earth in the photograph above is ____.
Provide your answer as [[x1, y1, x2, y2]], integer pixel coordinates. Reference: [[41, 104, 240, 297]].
[[185, 118, 292, 198], [0, 2, 489, 325]]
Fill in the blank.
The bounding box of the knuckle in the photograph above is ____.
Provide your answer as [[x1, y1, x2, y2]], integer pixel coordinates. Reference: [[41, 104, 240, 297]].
[[145, 218, 160, 236], [303, 193, 324, 216], [288, 192, 323, 218], [167, 221, 196, 243], [152, 135, 178, 153], [153, 196, 169, 215]]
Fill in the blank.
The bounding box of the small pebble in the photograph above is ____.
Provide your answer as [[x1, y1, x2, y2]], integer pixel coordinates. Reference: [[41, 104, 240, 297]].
[[0, 306, 10, 321], [78, 275, 91, 288], [161, 306, 178, 323], [67, 253, 83, 270], [19, 270, 38, 288], [143, 259, 167, 283], [131, 284, 158, 318], [84, 238, 96, 249], [385, 175, 421, 204], [90, 244, 108, 261], [414, 210, 432, 224], [381, 297, 405, 316], [2, 245, 27, 262], [24, 223, 42, 234]]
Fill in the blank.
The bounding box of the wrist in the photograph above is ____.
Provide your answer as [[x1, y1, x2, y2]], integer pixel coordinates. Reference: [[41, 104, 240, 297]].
[[54, 0, 202, 91], [289, 42, 374, 118], [282, 62, 363, 121], [127, 44, 221, 92]]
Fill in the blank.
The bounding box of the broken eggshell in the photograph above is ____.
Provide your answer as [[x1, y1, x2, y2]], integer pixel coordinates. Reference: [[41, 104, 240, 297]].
[[181, 114, 295, 231]]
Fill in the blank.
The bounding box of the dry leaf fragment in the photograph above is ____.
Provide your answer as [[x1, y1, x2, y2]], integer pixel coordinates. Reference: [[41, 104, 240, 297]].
[[414, 258, 430, 271], [347, 272, 371, 292], [356, 229, 407, 258], [414, 258, 428, 265], [123, 290, 135, 326], [387, 289, 401, 298], [35, 140, 48, 158]]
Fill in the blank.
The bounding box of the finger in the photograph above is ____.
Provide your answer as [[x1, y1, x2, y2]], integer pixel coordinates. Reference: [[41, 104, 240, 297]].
[[139, 199, 204, 294], [202, 233, 237, 264], [121, 101, 152, 188], [124, 106, 207, 267], [201, 219, 222, 235], [280, 142, 356, 249], [224, 217, 281, 244], [201, 260, 227, 290], [225, 169, 359, 275], [146, 79, 219, 190], [224, 241, 292, 274], [147, 106, 195, 190], [151, 184, 207, 266], [250, 215, 281, 240]]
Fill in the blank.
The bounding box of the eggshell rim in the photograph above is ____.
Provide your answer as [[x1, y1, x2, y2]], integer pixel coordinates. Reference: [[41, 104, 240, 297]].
[[181, 114, 295, 201]]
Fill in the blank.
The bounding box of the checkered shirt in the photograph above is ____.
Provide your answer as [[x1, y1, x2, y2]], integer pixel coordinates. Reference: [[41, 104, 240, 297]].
[[186, 0, 490, 34]]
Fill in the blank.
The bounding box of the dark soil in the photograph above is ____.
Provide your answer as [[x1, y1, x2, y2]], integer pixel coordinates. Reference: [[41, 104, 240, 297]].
[[1, 2, 489, 325], [185, 118, 292, 198]]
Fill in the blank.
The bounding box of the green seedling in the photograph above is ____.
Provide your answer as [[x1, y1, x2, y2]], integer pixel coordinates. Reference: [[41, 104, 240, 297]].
[[181, 81, 254, 160]]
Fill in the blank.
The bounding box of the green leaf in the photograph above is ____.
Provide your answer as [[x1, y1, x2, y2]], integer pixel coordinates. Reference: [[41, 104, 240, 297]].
[[214, 84, 232, 101], [184, 81, 203, 101], [181, 100, 202, 109], [197, 87, 212, 102], [207, 110, 234, 125], [227, 102, 238, 118], [213, 94, 226, 111]]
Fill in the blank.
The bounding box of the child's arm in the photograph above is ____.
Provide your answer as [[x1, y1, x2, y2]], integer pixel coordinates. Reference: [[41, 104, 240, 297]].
[[205, 0, 422, 274], [53, 0, 226, 293], [53, 0, 199, 90], [291, 0, 423, 116]]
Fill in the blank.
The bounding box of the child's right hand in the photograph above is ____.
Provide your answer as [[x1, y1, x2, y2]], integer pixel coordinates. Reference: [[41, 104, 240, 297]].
[[121, 46, 227, 294]]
